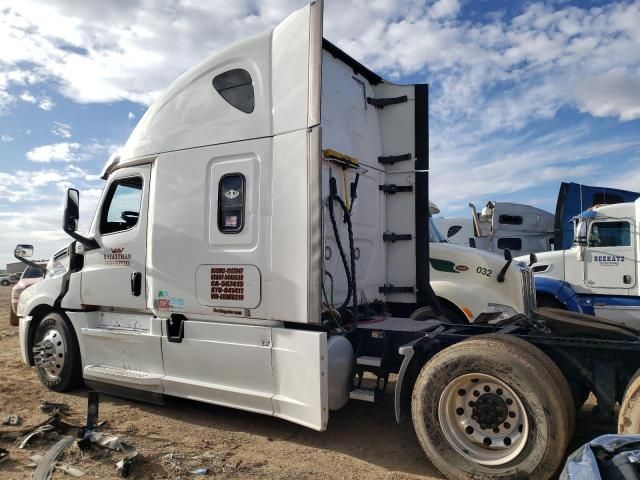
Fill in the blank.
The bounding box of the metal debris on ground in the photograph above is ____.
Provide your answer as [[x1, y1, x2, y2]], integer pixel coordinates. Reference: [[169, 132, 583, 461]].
[[1, 415, 21, 426], [0, 447, 8, 464], [29, 454, 86, 477], [40, 401, 70, 415], [77, 392, 138, 478], [190, 467, 209, 475], [33, 435, 76, 480]]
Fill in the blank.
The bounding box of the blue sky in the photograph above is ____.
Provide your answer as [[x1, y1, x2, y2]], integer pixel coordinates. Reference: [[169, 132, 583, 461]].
[[0, 0, 639, 267]]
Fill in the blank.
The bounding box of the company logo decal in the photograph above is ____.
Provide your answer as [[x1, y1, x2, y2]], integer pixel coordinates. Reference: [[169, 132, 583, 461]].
[[593, 255, 625, 266], [224, 189, 240, 199], [104, 247, 131, 266], [430, 258, 458, 274], [455, 265, 469, 272]]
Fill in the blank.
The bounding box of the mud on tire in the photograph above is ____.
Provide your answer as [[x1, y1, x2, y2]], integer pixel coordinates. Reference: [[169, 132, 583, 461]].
[[411, 335, 572, 480], [33, 312, 82, 392]]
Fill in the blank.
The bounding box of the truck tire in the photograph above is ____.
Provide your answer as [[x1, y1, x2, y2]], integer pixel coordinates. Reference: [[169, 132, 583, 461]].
[[411, 335, 571, 480], [618, 370, 640, 434], [410, 302, 468, 324], [9, 306, 19, 326], [33, 312, 82, 392], [478, 334, 575, 433]]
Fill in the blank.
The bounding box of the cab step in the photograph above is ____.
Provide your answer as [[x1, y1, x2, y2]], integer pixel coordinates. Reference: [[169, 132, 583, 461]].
[[349, 388, 376, 403], [83, 365, 163, 387], [356, 355, 382, 367]]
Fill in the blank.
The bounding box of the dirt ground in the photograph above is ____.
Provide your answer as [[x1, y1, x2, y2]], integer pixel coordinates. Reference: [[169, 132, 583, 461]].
[[0, 286, 617, 479]]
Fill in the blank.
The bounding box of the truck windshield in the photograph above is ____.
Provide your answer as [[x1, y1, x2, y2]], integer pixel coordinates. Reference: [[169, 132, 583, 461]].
[[22, 265, 45, 279], [429, 218, 447, 243]]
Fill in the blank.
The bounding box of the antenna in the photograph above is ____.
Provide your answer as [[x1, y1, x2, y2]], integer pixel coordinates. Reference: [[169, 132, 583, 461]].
[[579, 177, 583, 219]]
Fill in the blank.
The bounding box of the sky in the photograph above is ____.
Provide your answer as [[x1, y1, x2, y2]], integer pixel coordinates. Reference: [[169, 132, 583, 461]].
[[0, 0, 639, 267]]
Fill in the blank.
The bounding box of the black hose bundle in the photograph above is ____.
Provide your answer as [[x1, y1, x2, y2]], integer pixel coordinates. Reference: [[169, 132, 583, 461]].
[[328, 175, 359, 327]]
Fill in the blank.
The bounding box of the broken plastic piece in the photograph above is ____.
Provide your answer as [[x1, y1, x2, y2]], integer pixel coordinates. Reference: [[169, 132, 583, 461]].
[[33, 435, 76, 480], [29, 455, 86, 477]]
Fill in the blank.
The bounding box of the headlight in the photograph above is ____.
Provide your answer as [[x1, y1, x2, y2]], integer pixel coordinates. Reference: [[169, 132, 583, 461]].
[[487, 303, 518, 321]]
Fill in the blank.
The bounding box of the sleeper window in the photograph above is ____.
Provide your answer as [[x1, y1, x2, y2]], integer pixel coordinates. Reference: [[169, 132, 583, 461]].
[[497, 237, 522, 251], [218, 174, 245, 233], [100, 177, 143, 235], [213, 69, 254, 114]]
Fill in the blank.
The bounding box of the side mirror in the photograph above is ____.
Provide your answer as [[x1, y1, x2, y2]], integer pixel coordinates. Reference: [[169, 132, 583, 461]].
[[63, 188, 80, 232], [14, 244, 34, 258], [61, 188, 99, 249], [503, 248, 513, 261]]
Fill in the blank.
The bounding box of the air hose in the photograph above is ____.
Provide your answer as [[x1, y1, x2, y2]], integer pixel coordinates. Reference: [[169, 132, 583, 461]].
[[328, 175, 359, 327]]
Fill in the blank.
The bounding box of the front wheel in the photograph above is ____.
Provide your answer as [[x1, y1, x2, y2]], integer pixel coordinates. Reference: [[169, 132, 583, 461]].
[[1, 280, 9, 286], [33, 312, 82, 392], [411, 335, 571, 479]]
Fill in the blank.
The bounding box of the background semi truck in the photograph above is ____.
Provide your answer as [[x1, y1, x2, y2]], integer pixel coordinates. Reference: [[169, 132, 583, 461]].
[[525, 198, 640, 325], [13, 2, 640, 479], [428, 201, 535, 323]]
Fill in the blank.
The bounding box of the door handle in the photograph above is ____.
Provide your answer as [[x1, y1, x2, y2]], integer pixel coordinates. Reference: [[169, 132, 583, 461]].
[[624, 275, 632, 285], [130, 272, 142, 296]]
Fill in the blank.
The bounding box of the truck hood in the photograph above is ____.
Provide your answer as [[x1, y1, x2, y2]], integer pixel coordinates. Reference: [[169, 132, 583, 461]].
[[431, 242, 527, 271], [517, 250, 565, 281]]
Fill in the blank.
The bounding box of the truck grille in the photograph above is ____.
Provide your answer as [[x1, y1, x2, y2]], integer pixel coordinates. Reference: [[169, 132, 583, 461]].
[[521, 268, 536, 317]]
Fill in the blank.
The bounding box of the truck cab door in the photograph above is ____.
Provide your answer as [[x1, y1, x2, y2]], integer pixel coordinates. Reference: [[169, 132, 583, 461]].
[[81, 165, 150, 310], [584, 220, 636, 292]]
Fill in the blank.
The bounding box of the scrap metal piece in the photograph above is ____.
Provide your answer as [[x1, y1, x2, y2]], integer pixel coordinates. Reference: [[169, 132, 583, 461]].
[[0, 448, 8, 464], [16, 424, 57, 449], [32, 435, 76, 480], [190, 467, 209, 475], [1, 415, 21, 426], [40, 401, 70, 415]]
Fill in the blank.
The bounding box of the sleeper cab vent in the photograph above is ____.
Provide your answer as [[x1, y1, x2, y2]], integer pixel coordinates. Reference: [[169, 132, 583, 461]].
[[213, 69, 254, 114]]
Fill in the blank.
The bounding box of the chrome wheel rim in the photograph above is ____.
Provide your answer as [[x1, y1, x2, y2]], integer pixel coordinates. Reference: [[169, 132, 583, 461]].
[[33, 328, 66, 381], [438, 373, 529, 466]]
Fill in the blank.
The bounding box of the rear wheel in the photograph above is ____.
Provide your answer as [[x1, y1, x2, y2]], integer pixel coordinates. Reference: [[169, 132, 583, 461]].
[[33, 312, 82, 392], [411, 335, 572, 479], [619, 369, 640, 434]]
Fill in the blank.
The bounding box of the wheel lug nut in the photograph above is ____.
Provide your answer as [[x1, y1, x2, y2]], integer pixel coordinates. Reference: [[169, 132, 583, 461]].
[[473, 390, 480, 397], [456, 407, 464, 415], [506, 398, 513, 405], [493, 427, 500, 433], [504, 422, 511, 429], [484, 385, 490, 392], [465, 426, 474, 435], [509, 411, 516, 418], [496, 388, 503, 395]]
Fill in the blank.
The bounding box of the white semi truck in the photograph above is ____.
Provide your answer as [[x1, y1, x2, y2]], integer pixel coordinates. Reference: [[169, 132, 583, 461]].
[[14, 3, 640, 479], [525, 199, 640, 326], [428, 202, 534, 323]]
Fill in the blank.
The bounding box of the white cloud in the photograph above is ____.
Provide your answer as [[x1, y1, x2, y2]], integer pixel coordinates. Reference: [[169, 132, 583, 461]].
[[430, 0, 461, 19], [38, 96, 55, 110], [575, 68, 640, 121], [127, 111, 135, 120], [19, 90, 36, 103], [51, 121, 72, 138], [26, 142, 81, 162], [1, 134, 13, 142]]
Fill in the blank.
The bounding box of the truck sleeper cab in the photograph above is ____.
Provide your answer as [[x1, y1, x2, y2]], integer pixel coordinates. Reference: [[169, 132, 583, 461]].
[[16, 2, 640, 480]]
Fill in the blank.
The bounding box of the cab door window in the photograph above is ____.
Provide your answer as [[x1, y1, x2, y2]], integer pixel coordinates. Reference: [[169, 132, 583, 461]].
[[588, 221, 631, 247], [100, 177, 143, 235]]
